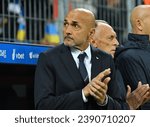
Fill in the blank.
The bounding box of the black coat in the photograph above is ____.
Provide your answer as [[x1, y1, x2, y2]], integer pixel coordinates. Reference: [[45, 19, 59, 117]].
[[34, 44, 124, 110], [115, 33, 150, 109]]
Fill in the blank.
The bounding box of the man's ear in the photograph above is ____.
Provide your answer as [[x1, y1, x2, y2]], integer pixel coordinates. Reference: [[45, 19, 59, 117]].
[[136, 19, 144, 31], [89, 28, 95, 37], [88, 28, 96, 46], [90, 37, 97, 48]]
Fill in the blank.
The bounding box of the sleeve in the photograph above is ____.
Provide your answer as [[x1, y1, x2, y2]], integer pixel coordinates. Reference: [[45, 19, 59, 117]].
[[34, 52, 85, 110], [115, 69, 130, 109], [106, 56, 127, 109]]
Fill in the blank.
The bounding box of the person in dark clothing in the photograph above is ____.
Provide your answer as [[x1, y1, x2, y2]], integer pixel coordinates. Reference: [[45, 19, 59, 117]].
[[115, 5, 150, 109], [34, 8, 125, 110], [90, 20, 150, 110]]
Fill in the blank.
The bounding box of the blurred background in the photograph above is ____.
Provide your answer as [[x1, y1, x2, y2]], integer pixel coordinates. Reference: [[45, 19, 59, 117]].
[[0, 0, 148, 109], [0, 0, 148, 45]]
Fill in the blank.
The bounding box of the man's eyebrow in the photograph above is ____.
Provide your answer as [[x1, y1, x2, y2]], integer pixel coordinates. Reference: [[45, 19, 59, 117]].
[[64, 19, 67, 22], [72, 21, 78, 24], [63, 20, 80, 25]]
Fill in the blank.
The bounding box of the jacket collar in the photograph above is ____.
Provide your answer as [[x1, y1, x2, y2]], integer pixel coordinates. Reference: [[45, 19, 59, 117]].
[[128, 33, 149, 44], [59, 44, 85, 88], [90, 46, 106, 79], [115, 33, 150, 59], [59, 44, 104, 86]]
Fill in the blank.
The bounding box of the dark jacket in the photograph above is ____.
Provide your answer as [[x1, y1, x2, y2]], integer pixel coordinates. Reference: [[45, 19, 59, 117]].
[[34, 44, 125, 110], [115, 33, 150, 109], [115, 68, 129, 109]]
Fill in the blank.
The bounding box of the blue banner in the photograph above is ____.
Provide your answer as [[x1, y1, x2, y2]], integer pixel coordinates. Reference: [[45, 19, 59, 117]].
[[0, 42, 52, 65]]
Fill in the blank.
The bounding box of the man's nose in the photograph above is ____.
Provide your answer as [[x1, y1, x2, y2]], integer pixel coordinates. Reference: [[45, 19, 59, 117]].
[[115, 39, 119, 47], [65, 25, 73, 34]]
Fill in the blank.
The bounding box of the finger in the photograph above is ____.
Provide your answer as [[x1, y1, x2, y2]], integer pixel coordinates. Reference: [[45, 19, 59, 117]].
[[103, 68, 111, 76], [91, 82, 107, 95], [90, 88, 104, 101], [133, 81, 142, 93], [90, 83, 106, 98], [143, 91, 150, 100], [90, 83, 100, 95], [92, 78, 107, 90], [103, 77, 111, 86], [126, 85, 131, 98], [133, 82, 147, 94], [132, 81, 143, 94], [91, 78, 102, 85], [136, 84, 149, 97], [90, 85, 100, 98], [137, 81, 142, 88], [96, 68, 111, 81], [141, 92, 150, 105]]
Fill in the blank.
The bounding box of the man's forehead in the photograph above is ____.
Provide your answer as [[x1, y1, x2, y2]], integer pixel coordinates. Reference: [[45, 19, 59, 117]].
[[66, 10, 93, 22], [98, 25, 115, 33], [66, 10, 82, 18], [64, 14, 85, 24], [96, 26, 116, 37], [64, 19, 82, 24]]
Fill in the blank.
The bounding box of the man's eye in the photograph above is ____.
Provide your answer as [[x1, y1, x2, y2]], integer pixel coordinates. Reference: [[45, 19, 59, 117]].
[[72, 24, 80, 30], [108, 36, 113, 40], [64, 22, 68, 26], [74, 24, 79, 28]]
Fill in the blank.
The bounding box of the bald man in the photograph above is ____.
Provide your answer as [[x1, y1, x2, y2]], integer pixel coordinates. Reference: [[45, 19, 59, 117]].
[[91, 20, 119, 58], [34, 8, 124, 110], [91, 20, 150, 109], [115, 5, 150, 109]]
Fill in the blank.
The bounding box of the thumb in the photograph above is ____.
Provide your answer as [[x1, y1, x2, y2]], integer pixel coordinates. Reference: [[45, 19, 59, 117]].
[[126, 85, 131, 98], [103, 77, 111, 85], [97, 68, 111, 81], [137, 81, 142, 88]]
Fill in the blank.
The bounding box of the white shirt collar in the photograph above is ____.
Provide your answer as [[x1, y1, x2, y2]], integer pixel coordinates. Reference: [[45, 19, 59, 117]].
[[70, 44, 92, 81], [70, 45, 91, 61]]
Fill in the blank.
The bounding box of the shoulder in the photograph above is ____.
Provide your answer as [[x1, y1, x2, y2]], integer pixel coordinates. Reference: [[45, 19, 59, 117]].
[[119, 48, 141, 60], [115, 43, 142, 63], [115, 49, 140, 68], [38, 44, 66, 62], [91, 46, 114, 69], [44, 44, 64, 54], [40, 43, 69, 58], [91, 46, 112, 59], [37, 44, 68, 66]]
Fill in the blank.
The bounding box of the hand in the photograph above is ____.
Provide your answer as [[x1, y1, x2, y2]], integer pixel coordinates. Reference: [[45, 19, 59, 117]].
[[141, 86, 150, 105], [83, 68, 111, 101], [89, 68, 111, 104], [89, 75, 111, 104], [126, 81, 149, 110]]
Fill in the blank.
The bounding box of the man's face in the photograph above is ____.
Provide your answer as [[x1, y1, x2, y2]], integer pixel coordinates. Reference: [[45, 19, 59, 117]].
[[63, 11, 92, 50], [93, 24, 119, 57]]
